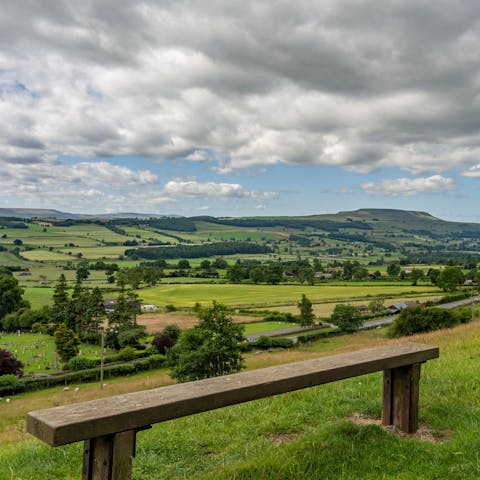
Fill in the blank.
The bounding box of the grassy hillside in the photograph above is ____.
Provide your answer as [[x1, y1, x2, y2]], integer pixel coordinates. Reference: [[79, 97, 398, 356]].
[[1, 321, 480, 479]]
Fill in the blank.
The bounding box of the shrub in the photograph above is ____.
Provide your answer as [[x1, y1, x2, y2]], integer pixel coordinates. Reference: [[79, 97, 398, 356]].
[[151, 334, 175, 354], [251, 336, 294, 349], [117, 325, 146, 349], [144, 346, 159, 356], [296, 329, 337, 343], [0, 374, 24, 391], [436, 292, 470, 305], [67, 357, 99, 371], [165, 304, 176, 312], [118, 346, 137, 361], [0, 349, 24, 376], [162, 324, 182, 340], [262, 311, 296, 323], [388, 306, 466, 338]]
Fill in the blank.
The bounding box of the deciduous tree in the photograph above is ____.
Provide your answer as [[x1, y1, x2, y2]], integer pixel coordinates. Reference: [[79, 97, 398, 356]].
[[0, 272, 29, 321], [330, 304, 362, 332], [436, 266, 465, 292], [167, 302, 244, 382]]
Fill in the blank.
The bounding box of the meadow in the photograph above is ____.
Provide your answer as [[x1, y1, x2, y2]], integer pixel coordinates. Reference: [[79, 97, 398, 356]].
[[1, 320, 480, 478], [139, 282, 440, 309], [0, 333, 110, 374], [241, 321, 300, 335]]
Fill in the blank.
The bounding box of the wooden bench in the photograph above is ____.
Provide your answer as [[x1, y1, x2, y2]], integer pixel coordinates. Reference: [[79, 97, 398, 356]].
[[27, 342, 438, 480]]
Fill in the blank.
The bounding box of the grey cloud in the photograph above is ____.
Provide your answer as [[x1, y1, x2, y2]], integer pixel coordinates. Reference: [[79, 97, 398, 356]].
[[1, 1, 480, 176]]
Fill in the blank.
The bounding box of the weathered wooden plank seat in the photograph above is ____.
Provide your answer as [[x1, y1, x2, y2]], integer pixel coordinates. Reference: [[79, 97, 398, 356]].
[[27, 342, 438, 480]]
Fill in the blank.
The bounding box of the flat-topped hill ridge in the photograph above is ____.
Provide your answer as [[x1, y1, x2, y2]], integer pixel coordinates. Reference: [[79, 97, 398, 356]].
[[2, 208, 480, 270]]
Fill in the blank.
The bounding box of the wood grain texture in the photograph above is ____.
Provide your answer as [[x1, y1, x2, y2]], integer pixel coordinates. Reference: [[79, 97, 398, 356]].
[[27, 342, 438, 446]]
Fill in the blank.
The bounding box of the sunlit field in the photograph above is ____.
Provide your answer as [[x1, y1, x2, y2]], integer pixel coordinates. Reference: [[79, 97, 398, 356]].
[[139, 283, 439, 309]]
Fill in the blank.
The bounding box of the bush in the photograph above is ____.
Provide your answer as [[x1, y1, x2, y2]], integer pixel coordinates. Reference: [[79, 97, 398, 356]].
[[151, 334, 175, 354], [142, 346, 158, 356], [162, 324, 182, 340], [1, 307, 49, 332], [67, 357, 99, 371], [117, 325, 146, 348], [251, 336, 294, 349], [262, 311, 297, 323], [436, 292, 470, 305], [296, 329, 337, 343], [0, 374, 24, 392], [388, 306, 467, 338], [104, 350, 146, 364], [0, 349, 24, 376], [118, 346, 137, 361], [165, 304, 176, 312]]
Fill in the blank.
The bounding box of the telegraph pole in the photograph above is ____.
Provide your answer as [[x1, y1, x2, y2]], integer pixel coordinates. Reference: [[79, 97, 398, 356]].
[[100, 328, 105, 390]]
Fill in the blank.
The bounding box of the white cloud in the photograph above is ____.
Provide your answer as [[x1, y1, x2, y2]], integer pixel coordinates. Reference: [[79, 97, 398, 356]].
[[461, 164, 480, 178], [361, 175, 456, 196], [163, 180, 277, 200], [0, 160, 157, 188]]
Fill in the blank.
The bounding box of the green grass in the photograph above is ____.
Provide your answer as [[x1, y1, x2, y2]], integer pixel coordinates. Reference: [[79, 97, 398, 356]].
[[22, 287, 55, 308], [0, 333, 58, 373], [242, 321, 299, 335], [196, 230, 282, 242], [0, 333, 107, 374], [2, 321, 480, 478], [20, 249, 74, 261], [57, 245, 127, 259], [139, 283, 439, 309]]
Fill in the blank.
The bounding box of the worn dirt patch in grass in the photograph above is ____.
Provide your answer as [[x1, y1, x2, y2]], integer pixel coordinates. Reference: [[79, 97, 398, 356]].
[[347, 412, 451, 443], [138, 312, 261, 333], [138, 312, 198, 332], [264, 432, 300, 446]]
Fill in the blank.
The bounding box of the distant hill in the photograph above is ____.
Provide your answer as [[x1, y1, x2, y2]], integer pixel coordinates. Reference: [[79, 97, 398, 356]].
[[2, 207, 480, 264], [192, 208, 480, 235], [0, 208, 178, 220]]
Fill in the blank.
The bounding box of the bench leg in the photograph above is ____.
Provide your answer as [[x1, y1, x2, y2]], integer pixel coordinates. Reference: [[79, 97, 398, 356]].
[[83, 430, 135, 480], [382, 363, 421, 433]]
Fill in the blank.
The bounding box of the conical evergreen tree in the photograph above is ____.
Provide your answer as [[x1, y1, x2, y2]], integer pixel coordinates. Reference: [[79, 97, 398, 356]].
[[297, 294, 315, 327], [50, 274, 70, 328]]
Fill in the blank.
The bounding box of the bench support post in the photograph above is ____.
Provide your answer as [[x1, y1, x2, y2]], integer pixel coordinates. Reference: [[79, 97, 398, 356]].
[[82, 430, 135, 480], [382, 363, 421, 433]]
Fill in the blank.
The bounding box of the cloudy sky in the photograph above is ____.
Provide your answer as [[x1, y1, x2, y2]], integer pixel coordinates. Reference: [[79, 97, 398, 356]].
[[1, 1, 480, 220]]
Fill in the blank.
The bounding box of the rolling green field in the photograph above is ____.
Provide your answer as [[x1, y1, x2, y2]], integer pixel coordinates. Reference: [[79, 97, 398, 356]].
[[139, 283, 440, 309]]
